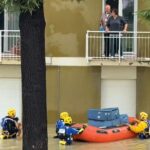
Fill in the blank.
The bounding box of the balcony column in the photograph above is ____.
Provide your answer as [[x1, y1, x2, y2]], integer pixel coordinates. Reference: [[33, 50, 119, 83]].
[[101, 66, 137, 117]]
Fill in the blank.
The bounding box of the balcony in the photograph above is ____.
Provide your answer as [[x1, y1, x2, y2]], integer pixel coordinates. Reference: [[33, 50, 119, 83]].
[[0, 30, 20, 64], [1, 30, 150, 67], [86, 31, 150, 67]]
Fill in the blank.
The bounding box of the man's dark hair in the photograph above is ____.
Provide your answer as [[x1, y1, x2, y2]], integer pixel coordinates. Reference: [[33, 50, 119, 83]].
[[112, 8, 118, 15]]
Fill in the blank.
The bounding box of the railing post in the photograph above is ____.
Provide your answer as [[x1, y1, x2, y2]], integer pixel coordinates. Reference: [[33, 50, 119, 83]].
[[118, 32, 121, 63], [86, 31, 89, 62], [134, 32, 137, 60], [0, 30, 2, 62]]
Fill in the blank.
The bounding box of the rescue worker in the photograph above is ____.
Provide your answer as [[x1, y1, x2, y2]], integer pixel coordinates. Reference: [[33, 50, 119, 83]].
[[129, 112, 150, 139], [54, 112, 69, 138], [58, 116, 85, 145], [0, 108, 22, 139]]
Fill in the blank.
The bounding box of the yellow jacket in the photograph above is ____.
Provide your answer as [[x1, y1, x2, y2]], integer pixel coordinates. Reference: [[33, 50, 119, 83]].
[[129, 121, 148, 133]]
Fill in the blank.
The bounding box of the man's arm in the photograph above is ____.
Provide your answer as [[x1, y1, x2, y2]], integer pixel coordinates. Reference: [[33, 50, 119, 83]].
[[123, 23, 128, 32]]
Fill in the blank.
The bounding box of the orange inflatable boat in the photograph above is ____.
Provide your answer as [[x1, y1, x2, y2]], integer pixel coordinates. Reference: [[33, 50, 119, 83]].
[[73, 118, 137, 143]]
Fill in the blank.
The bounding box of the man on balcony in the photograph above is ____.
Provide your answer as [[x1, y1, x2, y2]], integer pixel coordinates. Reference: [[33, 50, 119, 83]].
[[100, 4, 111, 57], [106, 8, 128, 58]]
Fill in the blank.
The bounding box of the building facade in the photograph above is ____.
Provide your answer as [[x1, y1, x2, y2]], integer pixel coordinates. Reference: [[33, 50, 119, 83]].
[[44, 0, 150, 123], [0, 0, 150, 124]]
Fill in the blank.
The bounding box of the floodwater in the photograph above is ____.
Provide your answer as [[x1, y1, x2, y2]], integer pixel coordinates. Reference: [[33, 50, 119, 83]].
[[1, 125, 150, 150]]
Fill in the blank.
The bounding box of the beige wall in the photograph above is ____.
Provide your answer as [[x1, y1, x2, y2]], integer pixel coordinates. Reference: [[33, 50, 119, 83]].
[[44, 0, 101, 57], [44, 0, 150, 58], [46, 66, 101, 123], [46, 67, 59, 123], [137, 67, 150, 116], [44, 0, 102, 123]]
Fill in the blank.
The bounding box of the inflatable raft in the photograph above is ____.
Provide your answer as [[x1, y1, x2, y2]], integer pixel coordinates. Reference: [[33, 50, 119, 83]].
[[73, 123, 137, 143]]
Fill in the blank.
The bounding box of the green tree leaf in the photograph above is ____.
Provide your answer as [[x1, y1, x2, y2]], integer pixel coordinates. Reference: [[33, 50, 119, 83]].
[[138, 9, 150, 22]]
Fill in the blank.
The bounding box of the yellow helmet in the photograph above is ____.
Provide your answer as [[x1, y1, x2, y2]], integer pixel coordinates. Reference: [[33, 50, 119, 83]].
[[7, 108, 16, 118], [64, 116, 72, 125], [60, 112, 69, 120], [140, 112, 148, 121]]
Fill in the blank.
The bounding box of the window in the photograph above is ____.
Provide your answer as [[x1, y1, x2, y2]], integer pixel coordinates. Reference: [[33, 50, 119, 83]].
[[5, 10, 19, 30], [2, 10, 20, 54]]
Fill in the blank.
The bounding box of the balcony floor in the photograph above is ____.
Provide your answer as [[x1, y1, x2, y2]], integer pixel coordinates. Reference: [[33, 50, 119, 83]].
[[88, 59, 150, 67], [1, 57, 150, 67]]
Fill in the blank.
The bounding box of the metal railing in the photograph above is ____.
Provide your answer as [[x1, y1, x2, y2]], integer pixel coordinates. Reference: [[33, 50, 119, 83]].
[[1, 30, 150, 65], [86, 31, 150, 63], [0, 30, 20, 61]]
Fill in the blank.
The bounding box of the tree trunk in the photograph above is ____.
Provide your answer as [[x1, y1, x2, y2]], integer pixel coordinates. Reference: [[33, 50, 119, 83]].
[[19, 3, 48, 150]]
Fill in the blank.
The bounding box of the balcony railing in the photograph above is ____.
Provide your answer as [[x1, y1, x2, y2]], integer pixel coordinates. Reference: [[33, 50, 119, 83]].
[[0, 30, 20, 61], [1, 30, 150, 66], [86, 31, 150, 63]]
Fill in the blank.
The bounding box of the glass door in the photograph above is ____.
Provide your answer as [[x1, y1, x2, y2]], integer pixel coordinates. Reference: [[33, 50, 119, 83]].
[[122, 0, 134, 31]]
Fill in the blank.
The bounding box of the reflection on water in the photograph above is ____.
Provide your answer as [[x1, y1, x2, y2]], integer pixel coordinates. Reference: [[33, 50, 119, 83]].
[[1, 125, 150, 150], [51, 139, 150, 150], [49, 125, 150, 150]]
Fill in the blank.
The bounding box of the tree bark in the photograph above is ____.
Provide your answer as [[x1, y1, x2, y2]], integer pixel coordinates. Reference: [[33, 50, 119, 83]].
[[19, 3, 48, 150]]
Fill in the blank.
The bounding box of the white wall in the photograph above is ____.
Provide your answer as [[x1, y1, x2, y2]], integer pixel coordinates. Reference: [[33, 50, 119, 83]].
[[0, 65, 21, 123], [101, 67, 136, 117]]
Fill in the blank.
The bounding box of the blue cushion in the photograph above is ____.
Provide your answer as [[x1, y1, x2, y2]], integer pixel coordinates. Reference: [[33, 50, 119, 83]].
[[119, 114, 129, 125], [88, 115, 129, 128], [88, 107, 119, 121], [88, 119, 113, 128], [112, 118, 121, 127]]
